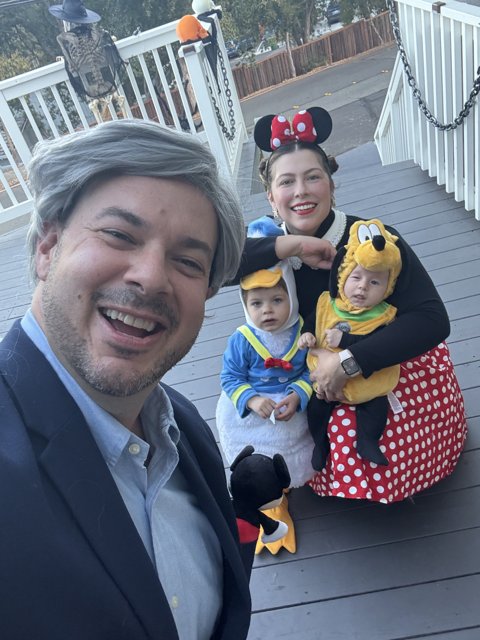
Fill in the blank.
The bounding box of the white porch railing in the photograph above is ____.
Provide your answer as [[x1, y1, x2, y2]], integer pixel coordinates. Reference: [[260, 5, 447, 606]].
[[0, 9, 246, 229], [375, 0, 480, 220]]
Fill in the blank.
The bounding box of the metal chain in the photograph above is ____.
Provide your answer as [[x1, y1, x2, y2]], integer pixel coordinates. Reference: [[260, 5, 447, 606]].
[[386, 0, 480, 130], [205, 47, 236, 141]]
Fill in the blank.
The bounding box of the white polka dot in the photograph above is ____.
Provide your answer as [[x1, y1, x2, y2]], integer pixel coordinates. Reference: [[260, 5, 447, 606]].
[[342, 446, 350, 454], [343, 475, 351, 483], [331, 425, 339, 433], [297, 122, 306, 132], [337, 435, 344, 443], [337, 409, 346, 416], [337, 464, 345, 472], [342, 419, 351, 426], [377, 486, 385, 493], [272, 138, 281, 147], [349, 486, 358, 495], [354, 468, 362, 477], [277, 115, 286, 122], [348, 429, 356, 437], [284, 127, 291, 136], [348, 457, 356, 466]]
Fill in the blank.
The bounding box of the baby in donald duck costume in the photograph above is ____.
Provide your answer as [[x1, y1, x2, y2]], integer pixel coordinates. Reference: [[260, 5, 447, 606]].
[[216, 259, 316, 554], [298, 219, 403, 471]]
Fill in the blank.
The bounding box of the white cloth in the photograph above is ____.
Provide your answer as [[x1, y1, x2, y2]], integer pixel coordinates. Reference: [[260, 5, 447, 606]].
[[216, 390, 315, 488]]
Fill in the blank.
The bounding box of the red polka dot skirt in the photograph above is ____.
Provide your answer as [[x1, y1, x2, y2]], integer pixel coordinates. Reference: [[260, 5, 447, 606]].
[[307, 342, 467, 503]]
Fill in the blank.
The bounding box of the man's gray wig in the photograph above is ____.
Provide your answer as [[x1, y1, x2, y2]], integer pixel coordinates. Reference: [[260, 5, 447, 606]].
[[27, 119, 245, 294]]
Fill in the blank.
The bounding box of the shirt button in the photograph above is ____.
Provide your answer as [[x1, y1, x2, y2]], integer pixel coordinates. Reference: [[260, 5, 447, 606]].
[[171, 595, 179, 609], [128, 443, 141, 455]]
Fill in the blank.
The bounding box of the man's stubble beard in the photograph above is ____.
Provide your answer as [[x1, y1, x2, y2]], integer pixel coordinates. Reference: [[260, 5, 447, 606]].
[[41, 280, 199, 398]]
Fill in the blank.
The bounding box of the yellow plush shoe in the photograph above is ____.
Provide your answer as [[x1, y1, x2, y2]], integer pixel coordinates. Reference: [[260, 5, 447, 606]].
[[255, 495, 296, 555]]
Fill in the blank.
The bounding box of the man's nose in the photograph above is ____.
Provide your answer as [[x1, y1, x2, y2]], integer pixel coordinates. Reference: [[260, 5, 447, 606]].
[[124, 249, 173, 295]]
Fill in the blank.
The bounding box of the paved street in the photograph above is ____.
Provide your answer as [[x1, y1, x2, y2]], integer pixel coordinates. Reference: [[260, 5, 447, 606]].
[[240, 44, 398, 158]]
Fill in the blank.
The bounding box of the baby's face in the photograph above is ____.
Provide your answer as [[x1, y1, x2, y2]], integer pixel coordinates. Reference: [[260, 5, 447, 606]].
[[343, 265, 389, 308], [245, 285, 290, 331]]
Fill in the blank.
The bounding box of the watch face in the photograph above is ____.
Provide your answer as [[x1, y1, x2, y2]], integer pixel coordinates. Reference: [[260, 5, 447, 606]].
[[342, 357, 359, 375]]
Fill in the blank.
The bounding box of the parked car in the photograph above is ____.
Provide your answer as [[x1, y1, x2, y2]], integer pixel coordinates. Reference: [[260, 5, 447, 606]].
[[326, 2, 342, 25], [226, 40, 240, 59], [226, 36, 256, 59]]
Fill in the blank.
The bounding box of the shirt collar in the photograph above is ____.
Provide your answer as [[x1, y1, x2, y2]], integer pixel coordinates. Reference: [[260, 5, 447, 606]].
[[20, 309, 180, 466]]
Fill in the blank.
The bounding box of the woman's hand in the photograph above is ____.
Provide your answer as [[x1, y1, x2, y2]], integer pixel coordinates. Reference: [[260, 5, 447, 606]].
[[275, 235, 336, 270], [309, 348, 348, 402], [274, 392, 300, 421]]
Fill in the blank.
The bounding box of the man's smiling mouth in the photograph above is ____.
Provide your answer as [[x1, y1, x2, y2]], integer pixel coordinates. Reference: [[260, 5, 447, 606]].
[[102, 308, 160, 338]]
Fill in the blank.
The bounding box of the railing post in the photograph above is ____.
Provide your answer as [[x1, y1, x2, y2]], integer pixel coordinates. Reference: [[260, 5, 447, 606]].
[[179, 39, 246, 177], [0, 93, 33, 168]]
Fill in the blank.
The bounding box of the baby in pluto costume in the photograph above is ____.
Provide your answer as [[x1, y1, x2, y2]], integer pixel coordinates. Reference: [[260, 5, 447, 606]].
[[216, 260, 315, 554], [298, 219, 403, 470]]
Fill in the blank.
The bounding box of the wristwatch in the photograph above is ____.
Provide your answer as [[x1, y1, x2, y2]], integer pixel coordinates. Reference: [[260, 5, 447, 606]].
[[338, 350, 361, 376]]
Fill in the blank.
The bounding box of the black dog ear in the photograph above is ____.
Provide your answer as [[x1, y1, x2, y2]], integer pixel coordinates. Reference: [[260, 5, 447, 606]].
[[254, 114, 276, 151], [329, 246, 346, 298], [272, 453, 291, 488], [306, 107, 333, 144]]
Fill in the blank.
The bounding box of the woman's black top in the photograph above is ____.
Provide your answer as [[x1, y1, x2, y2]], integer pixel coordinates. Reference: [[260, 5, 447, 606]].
[[234, 211, 450, 378]]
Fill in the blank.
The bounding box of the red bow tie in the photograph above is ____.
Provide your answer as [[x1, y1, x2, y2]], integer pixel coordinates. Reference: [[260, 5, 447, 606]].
[[264, 357, 293, 371]]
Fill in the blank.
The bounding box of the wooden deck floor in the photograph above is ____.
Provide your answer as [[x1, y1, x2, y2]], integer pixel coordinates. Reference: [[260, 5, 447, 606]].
[[1, 141, 479, 639]]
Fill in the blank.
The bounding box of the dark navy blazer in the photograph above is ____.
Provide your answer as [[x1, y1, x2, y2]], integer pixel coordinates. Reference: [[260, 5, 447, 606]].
[[0, 322, 252, 640]]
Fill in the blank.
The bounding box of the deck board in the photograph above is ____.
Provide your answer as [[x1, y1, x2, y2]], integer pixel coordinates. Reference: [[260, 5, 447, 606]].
[[0, 140, 479, 639]]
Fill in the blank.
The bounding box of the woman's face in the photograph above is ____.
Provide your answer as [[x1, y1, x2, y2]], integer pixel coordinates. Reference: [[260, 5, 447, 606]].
[[267, 148, 333, 236]]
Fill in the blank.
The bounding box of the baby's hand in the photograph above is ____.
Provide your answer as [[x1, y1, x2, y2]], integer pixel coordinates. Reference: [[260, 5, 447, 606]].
[[274, 392, 300, 421], [298, 332, 317, 350], [324, 328, 343, 348], [247, 395, 276, 419]]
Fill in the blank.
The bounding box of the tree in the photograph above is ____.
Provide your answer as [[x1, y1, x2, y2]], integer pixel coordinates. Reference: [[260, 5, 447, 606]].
[[0, 0, 193, 76], [0, 52, 33, 81]]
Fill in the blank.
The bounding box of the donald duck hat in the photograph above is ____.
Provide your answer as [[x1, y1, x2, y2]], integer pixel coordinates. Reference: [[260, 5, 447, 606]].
[[240, 260, 299, 334]]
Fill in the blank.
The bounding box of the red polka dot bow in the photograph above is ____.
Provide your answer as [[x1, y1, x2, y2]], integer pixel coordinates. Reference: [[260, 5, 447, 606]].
[[264, 357, 294, 371], [270, 111, 317, 150]]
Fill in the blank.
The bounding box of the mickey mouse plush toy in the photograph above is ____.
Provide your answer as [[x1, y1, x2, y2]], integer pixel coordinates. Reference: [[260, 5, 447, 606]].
[[229, 446, 291, 548]]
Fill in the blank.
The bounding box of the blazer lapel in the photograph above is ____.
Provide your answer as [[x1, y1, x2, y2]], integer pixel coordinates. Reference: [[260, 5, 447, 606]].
[[1, 323, 179, 640]]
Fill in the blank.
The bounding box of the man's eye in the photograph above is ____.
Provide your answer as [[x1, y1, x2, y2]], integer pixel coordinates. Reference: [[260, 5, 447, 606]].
[[103, 229, 133, 243], [177, 257, 206, 275]]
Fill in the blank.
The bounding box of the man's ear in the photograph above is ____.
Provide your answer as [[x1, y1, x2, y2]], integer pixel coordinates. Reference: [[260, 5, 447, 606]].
[[35, 224, 60, 281], [206, 286, 216, 300]]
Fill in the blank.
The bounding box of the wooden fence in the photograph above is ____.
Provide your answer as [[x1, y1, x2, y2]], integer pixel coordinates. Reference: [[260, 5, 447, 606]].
[[232, 12, 394, 99]]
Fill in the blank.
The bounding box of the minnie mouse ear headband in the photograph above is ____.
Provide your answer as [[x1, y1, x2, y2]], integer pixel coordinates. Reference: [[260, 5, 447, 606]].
[[254, 107, 333, 152]]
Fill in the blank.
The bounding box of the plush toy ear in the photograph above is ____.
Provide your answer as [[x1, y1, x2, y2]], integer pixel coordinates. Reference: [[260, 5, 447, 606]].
[[254, 114, 276, 152], [306, 107, 333, 144], [230, 445, 255, 471], [272, 453, 291, 488], [329, 246, 346, 298]]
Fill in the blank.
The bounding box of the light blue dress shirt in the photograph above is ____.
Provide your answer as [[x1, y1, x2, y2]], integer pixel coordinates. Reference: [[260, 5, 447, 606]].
[[21, 310, 223, 640]]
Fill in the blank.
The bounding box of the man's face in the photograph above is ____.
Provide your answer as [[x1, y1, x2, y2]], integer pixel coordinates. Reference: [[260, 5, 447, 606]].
[[33, 175, 218, 398]]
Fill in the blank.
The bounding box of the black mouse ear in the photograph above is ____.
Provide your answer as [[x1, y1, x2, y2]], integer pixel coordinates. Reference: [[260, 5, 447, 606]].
[[272, 453, 291, 488], [307, 107, 333, 144], [329, 246, 346, 298], [254, 114, 276, 151], [230, 445, 254, 471]]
